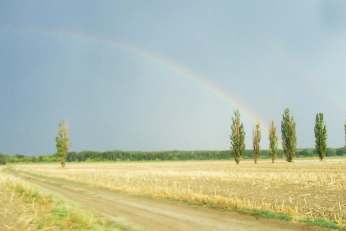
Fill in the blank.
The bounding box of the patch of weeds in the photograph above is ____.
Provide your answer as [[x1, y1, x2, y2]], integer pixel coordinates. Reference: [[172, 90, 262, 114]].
[[300, 218, 340, 230], [52, 205, 70, 220], [238, 208, 293, 221]]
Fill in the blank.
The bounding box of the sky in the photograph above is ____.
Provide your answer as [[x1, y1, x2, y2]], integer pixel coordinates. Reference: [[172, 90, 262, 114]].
[[0, 0, 346, 155]]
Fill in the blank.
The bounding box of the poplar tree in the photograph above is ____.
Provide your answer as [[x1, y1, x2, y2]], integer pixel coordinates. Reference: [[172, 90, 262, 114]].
[[230, 110, 245, 164], [314, 113, 327, 160], [269, 121, 278, 163], [252, 122, 261, 164], [281, 108, 297, 162], [56, 121, 70, 168]]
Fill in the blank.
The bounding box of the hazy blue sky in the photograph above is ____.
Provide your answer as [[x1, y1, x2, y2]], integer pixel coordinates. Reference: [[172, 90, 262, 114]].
[[1, 0, 346, 154]]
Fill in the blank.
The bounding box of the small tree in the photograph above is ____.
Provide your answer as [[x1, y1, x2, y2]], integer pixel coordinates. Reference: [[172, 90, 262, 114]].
[[269, 121, 278, 163], [56, 121, 70, 168], [252, 122, 261, 164], [281, 108, 297, 162], [314, 113, 327, 160], [230, 110, 245, 164]]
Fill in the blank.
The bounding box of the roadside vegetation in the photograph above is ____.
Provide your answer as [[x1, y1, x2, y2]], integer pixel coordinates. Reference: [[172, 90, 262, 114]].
[[0, 169, 123, 231]]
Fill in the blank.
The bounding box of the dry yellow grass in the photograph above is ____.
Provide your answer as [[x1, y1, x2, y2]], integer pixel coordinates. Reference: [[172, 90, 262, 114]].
[[11, 158, 346, 227], [0, 174, 41, 231], [0, 169, 121, 231]]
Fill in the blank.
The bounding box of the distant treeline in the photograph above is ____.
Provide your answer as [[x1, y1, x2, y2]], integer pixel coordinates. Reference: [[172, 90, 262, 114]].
[[1, 147, 345, 164]]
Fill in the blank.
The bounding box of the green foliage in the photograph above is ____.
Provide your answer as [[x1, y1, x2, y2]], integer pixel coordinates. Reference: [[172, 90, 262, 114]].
[[3, 148, 346, 163], [314, 113, 327, 160], [230, 110, 246, 164], [268, 121, 278, 163], [281, 108, 297, 162], [252, 122, 261, 164], [67, 150, 231, 162], [239, 208, 292, 221], [0, 154, 6, 165], [336, 147, 346, 156], [297, 149, 314, 157], [56, 121, 70, 168], [300, 218, 339, 230]]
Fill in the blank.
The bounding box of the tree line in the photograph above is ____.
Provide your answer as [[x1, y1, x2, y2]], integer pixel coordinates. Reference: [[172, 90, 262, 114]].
[[230, 108, 344, 164], [1, 112, 346, 166], [2, 147, 345, 165]]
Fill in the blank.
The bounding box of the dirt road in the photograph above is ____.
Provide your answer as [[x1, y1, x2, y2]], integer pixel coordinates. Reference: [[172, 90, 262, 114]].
[[11, 170, 327, 231]]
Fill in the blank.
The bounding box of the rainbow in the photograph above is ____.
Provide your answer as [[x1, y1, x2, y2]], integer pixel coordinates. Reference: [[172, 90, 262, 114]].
[[43, 28, 268, 132]]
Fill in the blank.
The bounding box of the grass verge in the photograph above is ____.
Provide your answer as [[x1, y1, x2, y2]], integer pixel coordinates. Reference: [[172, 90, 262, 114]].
[[0, 172, 125, 231], [171, 194, 344, 230], [299, 218, 341, 230]]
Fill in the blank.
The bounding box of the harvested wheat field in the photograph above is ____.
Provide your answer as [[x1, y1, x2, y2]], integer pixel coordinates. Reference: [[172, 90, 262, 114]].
[[10, 158, 346, 228]]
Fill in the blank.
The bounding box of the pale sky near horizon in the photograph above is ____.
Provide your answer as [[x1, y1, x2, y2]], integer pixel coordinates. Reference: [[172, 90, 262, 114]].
[[0, 0, 346, 155]]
